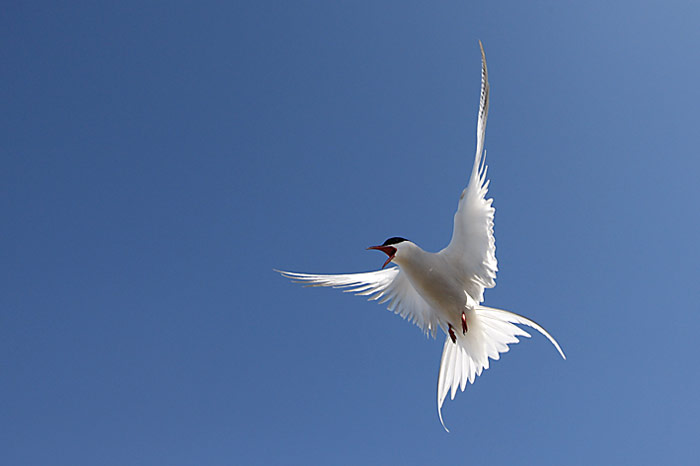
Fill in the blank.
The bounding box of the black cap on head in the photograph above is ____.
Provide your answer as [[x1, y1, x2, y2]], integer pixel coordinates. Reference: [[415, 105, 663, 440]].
[[381, 237, 408, 246]]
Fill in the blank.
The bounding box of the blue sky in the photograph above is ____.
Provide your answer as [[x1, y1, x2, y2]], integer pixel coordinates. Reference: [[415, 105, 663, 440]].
[[3, 1, 700, 464]]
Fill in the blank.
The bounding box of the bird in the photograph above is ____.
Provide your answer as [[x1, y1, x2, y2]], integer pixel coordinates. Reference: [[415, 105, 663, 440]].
[[276, 42, 565, 431]]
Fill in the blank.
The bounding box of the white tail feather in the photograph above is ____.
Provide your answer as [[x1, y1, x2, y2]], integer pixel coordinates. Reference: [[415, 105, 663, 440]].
[[437, 305, 565, 431]]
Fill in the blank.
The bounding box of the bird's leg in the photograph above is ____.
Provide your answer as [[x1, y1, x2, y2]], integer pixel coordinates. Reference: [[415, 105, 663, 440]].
[[461, 311, 468, 334], [448, 324, 457, 344]]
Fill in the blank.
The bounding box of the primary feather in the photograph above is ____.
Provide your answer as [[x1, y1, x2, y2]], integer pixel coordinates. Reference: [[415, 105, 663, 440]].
[[440, 41, 497, 305], [277, 268, 439, 337]]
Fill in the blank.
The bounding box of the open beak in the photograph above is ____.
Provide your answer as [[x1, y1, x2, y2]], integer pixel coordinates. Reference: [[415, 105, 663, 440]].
[[367, 245, 397, 269]]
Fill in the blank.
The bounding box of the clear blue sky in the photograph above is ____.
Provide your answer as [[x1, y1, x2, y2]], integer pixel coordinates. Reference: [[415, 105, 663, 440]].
[[3, 1, 699, 464]]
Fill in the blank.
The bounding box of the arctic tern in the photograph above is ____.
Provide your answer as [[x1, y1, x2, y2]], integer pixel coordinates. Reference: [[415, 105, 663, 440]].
[[277, 42, 565, 431]]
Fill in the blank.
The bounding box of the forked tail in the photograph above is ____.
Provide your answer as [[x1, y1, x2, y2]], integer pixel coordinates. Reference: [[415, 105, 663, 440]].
[[437, 305, 566, 431]]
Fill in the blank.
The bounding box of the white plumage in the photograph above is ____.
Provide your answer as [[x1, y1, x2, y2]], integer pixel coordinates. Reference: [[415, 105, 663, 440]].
[[277, 42, 565, 431]]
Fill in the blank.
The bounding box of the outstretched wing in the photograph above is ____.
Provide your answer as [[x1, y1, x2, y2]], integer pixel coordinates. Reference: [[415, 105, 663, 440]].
[[277, 268, 440, 337], [440, 41, 497, 304]]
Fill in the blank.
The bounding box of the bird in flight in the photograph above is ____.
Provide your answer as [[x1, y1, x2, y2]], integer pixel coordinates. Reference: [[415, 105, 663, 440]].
[[277, 42, 565, 431]]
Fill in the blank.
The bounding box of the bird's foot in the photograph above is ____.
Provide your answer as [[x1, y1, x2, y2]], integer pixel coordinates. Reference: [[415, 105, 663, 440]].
[[461, 311, 468, 334], [448, 324, 457, 344]]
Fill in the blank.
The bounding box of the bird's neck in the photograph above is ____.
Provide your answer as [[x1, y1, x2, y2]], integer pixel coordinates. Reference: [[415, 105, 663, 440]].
[[394, 242, 431, 268]]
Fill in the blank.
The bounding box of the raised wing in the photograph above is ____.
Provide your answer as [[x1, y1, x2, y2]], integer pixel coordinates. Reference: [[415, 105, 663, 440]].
[[440, 41, 497, 304], [277, 268, 440, 337]]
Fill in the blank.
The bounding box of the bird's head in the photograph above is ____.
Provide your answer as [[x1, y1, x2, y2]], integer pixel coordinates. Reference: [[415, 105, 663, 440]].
[[367, 237, 410, 269]]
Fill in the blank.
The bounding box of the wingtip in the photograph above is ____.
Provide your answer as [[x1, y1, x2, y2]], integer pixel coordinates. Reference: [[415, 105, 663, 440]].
[[274, 268, 293, 278]]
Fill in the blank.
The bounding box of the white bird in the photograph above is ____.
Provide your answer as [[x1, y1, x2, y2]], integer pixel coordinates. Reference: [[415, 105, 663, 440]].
[[277, 42, 565, 431]]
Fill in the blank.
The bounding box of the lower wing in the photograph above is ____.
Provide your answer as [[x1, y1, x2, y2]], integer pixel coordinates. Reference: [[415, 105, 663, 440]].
[[277, 267, 440, 337]]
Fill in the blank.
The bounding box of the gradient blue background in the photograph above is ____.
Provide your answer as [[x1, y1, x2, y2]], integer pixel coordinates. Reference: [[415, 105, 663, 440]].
[[3, 1, 699, 464]]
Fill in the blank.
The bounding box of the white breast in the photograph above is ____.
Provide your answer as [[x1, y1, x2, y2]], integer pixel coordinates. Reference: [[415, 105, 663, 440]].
[[394, 245, 468, 325]]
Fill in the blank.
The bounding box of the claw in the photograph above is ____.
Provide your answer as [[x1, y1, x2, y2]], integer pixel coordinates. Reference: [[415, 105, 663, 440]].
[[461, 311, 468, 334], [448, 324, 457, 344]]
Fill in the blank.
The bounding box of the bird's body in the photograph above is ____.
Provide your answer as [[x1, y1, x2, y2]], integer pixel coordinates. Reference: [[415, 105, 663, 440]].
[[277, 42, 565, 431], [395, 243, 472, 326]]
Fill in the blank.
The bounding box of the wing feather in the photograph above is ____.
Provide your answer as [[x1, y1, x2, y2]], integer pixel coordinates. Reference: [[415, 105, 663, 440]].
[[441, 40, 498, 304], [276, 268, 440, 337]]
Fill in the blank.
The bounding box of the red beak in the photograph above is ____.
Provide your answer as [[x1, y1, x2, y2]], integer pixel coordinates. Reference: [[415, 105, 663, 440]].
[[367, 245, 397, 269]]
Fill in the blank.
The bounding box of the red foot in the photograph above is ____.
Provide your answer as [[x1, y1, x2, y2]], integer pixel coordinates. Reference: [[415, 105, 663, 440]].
[[448, 324, 457, 344], [461, 311, 468, 334]]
